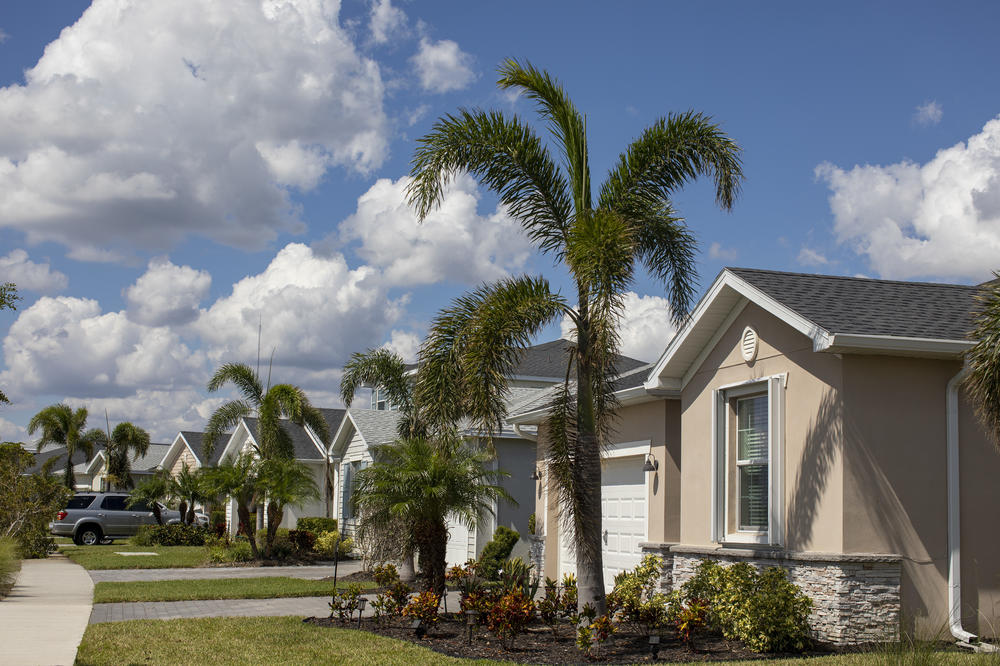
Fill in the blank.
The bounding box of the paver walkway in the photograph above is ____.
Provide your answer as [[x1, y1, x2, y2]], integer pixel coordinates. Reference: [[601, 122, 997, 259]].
[[0, 554, 94, 665], [90, 590, 463, 624], [89, 560, 364, 583]]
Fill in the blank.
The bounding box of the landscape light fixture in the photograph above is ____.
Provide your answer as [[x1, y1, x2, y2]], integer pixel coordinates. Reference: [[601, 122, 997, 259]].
[[642, 453, 659, 473]]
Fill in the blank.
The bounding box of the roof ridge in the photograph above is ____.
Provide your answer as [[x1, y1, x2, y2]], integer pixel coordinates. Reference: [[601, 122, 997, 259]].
[[727, 266, 979, 290]]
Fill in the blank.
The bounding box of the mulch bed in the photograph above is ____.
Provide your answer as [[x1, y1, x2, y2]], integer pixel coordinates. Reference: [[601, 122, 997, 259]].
[[304, 615, 832, 664]]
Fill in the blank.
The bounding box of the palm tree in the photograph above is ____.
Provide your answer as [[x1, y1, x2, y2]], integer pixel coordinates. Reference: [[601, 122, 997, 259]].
[[407, 59, 743, 613], [353, 435, 510, 596], [105, 422, 151, 490], [0, 283, 16, 405], [27, 404, 107, 489], [128, 471, 171, 525], [170, 462, 206, 525], [964, 274, 1000, 447], [257, 456, 318, 558], [340, 348, 423, 439], [202, 452, 264, 559]]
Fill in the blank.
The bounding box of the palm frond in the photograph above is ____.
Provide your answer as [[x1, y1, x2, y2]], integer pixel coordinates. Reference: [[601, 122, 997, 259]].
[[631, 207, 698, 323], [964, 274, 1000, 449], [407, 108, 572, 256], [340, 348, 413, 413], [207, 363, 264, 404], [497, 58, 590, 212], [204, 399, 253, 457]]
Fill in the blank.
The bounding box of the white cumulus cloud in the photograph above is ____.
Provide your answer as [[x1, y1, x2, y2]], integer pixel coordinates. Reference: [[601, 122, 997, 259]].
[[370, 0, 407, 44], [125, 258, 211, 327], [708, 242, 738, 262], [411, 37, 475, 93], [817, 115, 1000, 281], [797, 247, 831, 267], [383, 329, 421, 363], [560, 291, 675, 364], [0, 417, 25, 443], [0, 0, 389, 260], [914, 101, 943, 126], [0, 249, 68, 293], [336, 174, 534, 286]]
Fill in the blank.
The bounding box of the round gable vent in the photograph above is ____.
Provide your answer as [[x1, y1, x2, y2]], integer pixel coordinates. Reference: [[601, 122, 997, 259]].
[[740, 326, 759, 364]]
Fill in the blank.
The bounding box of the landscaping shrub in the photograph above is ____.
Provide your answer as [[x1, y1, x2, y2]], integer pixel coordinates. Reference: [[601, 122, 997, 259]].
[[679, 559, 812, 653], [402, 590, 441, 630], [133, 523, 209, 546], [314, 530, 353, 559], [287, 529, 316, 553], [0, 444, 71, 559], [485, 589, 535, 648], [537, 577, 562, 635], [498, 557, 539, 599], [475, 526, 519, 580], [560, 573, 578, 614], [0, 537, 21, 599], [296, 517, 337, 534], [370, 567, 411, 625], [577, 613, 615, 657], [372, 563, 399, 587], [329, 583, 365, 621], [607, 553, 670, 635], [208, 539, 253, 563]]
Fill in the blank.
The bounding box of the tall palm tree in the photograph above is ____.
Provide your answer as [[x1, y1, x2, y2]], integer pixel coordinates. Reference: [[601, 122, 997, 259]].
[[205, 362, 330, 460], [257, 456, 318, 558], [27, 404, 107, 489], [964, 274, 1000, 447], [407, 59, 743, 613], [340, 348, 424, 439], [202, 452, 264, 559], [353, 435, 510, 596], [105, 422, 151, 490]]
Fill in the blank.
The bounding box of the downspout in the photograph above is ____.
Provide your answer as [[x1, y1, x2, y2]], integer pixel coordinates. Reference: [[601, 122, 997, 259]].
[[947, 366, 978, 646]]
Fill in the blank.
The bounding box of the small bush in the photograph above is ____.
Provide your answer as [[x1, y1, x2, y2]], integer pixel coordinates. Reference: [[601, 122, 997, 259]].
[[372, 563, 399, 587], [133, 523, 209, 546], [0, 537, 21, 599], [208, 539, 253, 563], [329, 583, 364, 621], [314, 530, 353, 559], [18, 527, 55, 559], [485, 589, 535, 649], [371, 580, 411, 624], [498, 557, 539, 599], [561, 573, 578, 615], [296, 517, 337, 534], [577, 613, 615, 657], [287, 530, 316, 552], [476, 526, 519, 580], [402, 590, 441, 629], [607, 553, 670, 635]]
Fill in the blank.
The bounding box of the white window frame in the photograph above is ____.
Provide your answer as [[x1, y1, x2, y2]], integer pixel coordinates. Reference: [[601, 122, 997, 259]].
[[710, 374, 785, 546]]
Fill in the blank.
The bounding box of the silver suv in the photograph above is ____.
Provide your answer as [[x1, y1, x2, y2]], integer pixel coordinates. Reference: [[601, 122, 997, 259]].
[[50, 492, 208, 545]]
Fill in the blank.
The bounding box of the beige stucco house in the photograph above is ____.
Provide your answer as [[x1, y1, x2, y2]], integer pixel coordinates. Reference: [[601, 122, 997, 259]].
[[510, 268, 1000, 646]]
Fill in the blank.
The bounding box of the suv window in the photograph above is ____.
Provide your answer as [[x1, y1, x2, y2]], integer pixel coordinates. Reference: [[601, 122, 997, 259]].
[[129, 500, 151, 512], [100, 496, 130, 511], [66, 495, 96, 509]]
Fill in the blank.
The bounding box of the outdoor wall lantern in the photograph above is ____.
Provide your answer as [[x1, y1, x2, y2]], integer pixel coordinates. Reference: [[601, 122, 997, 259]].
[[642, 453, 659, 473], [529, 467, 541, 480]]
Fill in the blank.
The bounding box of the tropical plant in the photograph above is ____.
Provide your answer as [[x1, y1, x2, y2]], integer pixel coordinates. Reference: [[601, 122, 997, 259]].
[[27, 404, 107, 489], [205, 362, 331, 461], [128, 470, 172, 525], [0, 282, 17, 406], [257, 456, 318, 558], [0, 443, 72, 558], [475, 526, 520, 580], [201, 452, 263, 559], [352, 435, 511, 595], [104, 422, 151, 490], [407, 59, 743, 613], [964, 274, 1000, 448], [168, 462, 207, 525], [314, 530, 353, 559], [340, 348, 422, 439]]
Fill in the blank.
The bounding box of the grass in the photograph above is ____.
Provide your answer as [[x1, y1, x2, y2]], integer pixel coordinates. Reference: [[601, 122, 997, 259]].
[[61, 544, 209, 570], [75, 617, 1000, 666], [93, 576, 376, 603]]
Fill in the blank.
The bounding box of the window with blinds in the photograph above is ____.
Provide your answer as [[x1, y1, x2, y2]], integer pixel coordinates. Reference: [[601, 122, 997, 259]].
[[736, 394, 768, 531]]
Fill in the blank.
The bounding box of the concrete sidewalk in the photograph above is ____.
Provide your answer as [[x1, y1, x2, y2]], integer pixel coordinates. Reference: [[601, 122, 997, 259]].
[[0, 554, 94, 665], [91, 590, 463, 624], [89, 560, 364, 583]]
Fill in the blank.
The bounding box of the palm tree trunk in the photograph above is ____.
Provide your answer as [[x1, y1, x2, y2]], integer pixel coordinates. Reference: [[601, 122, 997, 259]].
[[237, 503, 260, 560], [575, 303, 607, 616], [63, 450, 75, 490], [178, 501, 188, 525], [151, 504, 164, 526], [415, 518, 448, 596], [265, 500, 282, 558]]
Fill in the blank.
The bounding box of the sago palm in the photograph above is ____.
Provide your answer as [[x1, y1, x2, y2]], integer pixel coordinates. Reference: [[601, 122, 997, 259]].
[[352, 435, 511, 596], [28, 404, 107, 489], [407, 59, 743, 613], [105, 422, 151, 490], [202, 452, 264, 559]]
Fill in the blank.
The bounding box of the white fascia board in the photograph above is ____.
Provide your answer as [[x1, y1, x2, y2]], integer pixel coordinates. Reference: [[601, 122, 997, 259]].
[[329, 412, 361, 459], [85, 450, 107, 474], [218, 421, 253, 463], [821, 333, 971, 357], [302, 423, 329, 459], [681, 298, 749, 390], [506, 385, 677, 425]]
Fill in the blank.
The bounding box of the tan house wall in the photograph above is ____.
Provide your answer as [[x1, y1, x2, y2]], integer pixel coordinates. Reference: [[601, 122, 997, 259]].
[[841, 355, 1000, 638], [170, 446, 199, 477], [679, 301, 845, 552]]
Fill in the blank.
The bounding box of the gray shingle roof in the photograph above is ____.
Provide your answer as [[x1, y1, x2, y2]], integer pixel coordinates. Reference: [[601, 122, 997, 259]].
[[728, 267, 978, 340], [314, 408, 346, 445], [132, 443, 171, 473], [507, 364, 653, 419], [181, 431, 226, 467], [242, 417, 325, 460], [22, 446, 73, 475], [348, 409, 402, 447], [513, 339, 648, 377]]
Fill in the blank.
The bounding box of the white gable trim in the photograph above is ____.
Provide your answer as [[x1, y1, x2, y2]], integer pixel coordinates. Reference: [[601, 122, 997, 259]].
[[160, 432, 203, 471], [218, 420, 255, 463], [329, 411, 362, 460]]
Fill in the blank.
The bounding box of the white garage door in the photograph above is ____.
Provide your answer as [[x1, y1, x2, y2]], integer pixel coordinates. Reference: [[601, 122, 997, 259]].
[[558, 455, 647, 588], [445, 515, 474, 567]]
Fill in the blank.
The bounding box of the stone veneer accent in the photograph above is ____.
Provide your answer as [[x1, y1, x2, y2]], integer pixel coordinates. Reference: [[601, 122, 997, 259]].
[[526, 535, 545, 576], [640, 543, 901, 646]]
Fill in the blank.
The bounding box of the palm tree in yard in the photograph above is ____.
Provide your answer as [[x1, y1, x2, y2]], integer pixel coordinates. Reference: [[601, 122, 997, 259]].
[[257, 456, 318, 558], [964, 275, 1000, 447], [171, 462, 206, 525], [352, 435, 510, 596], [28, 404, 107, 490], [105, 422, 151, 490], [407, 59, 743, 613], [202, 452, 264, 559], [128, 471, 171, 525]]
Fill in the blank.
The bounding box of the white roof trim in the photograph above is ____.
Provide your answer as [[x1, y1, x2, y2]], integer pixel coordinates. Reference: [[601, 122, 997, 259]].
[[160, 432, 203, 471], [820, 333, 973, 357], [85, 450, 107, 474], [218, 420, 254, 463], [328, 411, 361, 460]]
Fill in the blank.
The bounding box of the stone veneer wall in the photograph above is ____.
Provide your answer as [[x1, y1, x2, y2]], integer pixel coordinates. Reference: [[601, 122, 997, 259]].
[[640, 543, 901, 646]]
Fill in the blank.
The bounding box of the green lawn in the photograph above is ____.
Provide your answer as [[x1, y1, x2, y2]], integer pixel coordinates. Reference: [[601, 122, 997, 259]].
[[62, 544, 208, 570], [93, 576, 375, 603], [74, 617, 1000, 666]]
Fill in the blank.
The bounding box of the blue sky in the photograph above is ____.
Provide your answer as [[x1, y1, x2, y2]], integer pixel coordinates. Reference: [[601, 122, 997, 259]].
[[1, 0, 999, 442]]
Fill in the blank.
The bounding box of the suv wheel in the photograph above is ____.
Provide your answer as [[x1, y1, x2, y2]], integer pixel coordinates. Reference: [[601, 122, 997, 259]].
[[75, 525, 103, 546]]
